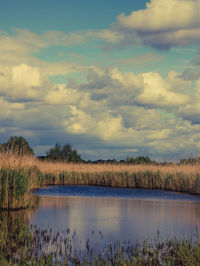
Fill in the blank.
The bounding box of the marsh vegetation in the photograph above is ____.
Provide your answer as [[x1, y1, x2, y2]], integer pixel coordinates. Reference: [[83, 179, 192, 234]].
[[0, 149, 200, 264], [0, 204, 200, 266], [1, 212, 200, 265], [0, 152, 200, 209]]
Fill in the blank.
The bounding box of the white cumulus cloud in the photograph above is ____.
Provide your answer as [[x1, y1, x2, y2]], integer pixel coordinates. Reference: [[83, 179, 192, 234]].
[[12, 64, 41, 88], [112, 0, 200, 49]]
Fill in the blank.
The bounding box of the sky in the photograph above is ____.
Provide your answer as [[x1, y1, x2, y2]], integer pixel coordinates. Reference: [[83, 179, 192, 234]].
[[0, 0, 200, 161]]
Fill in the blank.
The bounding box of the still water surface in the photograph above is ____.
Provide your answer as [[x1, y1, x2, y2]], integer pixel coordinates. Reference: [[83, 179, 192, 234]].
[[30, 186, 200, 247]]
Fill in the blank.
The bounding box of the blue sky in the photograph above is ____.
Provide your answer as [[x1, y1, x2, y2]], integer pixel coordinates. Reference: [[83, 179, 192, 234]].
[[0, 0, 146, 32], [0, 0, 200, 160]]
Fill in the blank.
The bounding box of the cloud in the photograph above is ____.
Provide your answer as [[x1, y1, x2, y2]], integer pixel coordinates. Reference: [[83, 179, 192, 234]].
[[101, 53, 163, 68], [63, 105, 124, 141], [0, 29, 200, 160], [48, 66, 200, 159], [0, 29, 89, 67], [177, 79, 200, 124], [45, 84, 82, 105], [118, 53, 163, 66], [12, 64, 41, 88], [87, 29, 123, 43], [0, 64, 42, 101], [117, 0, 200, 32], [76, 67, 190, 109], [136, 72, 190, 107], [0, 29, 87, 102], [1, 64, 200, 159], [112, 0, 200, 49]]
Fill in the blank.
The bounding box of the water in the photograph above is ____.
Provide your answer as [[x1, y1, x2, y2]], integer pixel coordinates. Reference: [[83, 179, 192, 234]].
[[34, 185, 200, 200], [30, 186, 200, 248]]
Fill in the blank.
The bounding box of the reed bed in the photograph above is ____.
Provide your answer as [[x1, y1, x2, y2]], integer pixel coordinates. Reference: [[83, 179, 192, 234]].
[[1, 152, 200, 176], [0, 152, 200, 209], [0, 168, 31, 210]]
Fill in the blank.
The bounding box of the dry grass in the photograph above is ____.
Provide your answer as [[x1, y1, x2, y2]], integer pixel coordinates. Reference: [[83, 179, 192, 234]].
[[0, 152, 199, 176], [1, 152, 200, 210]]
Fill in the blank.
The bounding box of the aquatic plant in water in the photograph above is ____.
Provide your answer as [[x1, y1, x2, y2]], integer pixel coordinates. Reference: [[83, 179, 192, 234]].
[[1, 212, 200, 266]]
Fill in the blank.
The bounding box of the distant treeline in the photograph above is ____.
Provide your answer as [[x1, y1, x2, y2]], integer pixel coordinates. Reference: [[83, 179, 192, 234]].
[[45, 143, 82, 162], [180, 157, 200, 164], [1, 136, 200, 165], [83, 156, 155, 165], [39, 154, 175, 165], [38, 156, 155, 164]]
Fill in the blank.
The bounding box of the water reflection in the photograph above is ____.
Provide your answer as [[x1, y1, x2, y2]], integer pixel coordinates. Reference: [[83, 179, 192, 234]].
[[1, 189, 200, 264], [28, 186, 200, 246], [0, 195, 40, 262]]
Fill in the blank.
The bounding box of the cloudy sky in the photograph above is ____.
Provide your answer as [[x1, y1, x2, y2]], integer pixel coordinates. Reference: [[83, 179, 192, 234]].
[[1, 0, 200, 160]]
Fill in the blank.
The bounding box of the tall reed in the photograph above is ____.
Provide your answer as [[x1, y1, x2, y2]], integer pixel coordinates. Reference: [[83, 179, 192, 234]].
[[0, 152, 200, 209], [0, 168, 31, 210]]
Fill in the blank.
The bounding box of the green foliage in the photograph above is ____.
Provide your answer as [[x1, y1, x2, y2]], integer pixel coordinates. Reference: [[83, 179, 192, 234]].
[[180, 157, 200, 165], [0, 136, 34, 156], [0, 212, 31, 265], [46, 143, 82, 162], [125, 156, 152, 165], [0, 168, 30, 210]]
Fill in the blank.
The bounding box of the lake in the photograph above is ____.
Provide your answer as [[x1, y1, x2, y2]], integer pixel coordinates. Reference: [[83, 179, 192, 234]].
[[28, 185, 200, 250]]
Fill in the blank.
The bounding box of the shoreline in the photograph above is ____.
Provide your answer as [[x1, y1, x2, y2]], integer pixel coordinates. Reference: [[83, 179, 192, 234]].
[[0, 154, 200, 210]]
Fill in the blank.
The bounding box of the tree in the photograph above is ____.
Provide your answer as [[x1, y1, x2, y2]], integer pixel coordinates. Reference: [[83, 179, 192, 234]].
[[180, 157, 200, 165], [125, 156, 151, 165], [0, 136, 34, 156], [46, 143, 82, 162], [46, 143, 62, 161]]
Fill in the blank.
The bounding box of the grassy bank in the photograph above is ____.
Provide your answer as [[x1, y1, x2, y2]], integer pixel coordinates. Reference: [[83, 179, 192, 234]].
[[0, 153, 200, 209]]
